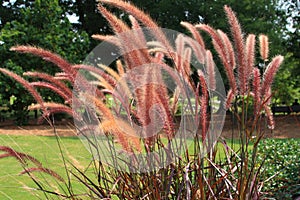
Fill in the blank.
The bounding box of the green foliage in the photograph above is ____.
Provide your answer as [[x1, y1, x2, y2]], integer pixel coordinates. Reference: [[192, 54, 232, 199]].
[[1, 0, 298, 105], [277, 0, 299, 58], [0, 0, 90, 124], [129, 0, 296, 96], [272, 52, 300, 104], [256, 139, 300, 199]]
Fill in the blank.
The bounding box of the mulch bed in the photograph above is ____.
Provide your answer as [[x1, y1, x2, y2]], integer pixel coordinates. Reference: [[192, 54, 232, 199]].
[[0, 115, 299, 138]]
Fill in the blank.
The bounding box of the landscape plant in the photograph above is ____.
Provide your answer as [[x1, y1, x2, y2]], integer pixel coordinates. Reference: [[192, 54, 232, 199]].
[[256, 139, 300, 199], [0, 0, 285, 199]]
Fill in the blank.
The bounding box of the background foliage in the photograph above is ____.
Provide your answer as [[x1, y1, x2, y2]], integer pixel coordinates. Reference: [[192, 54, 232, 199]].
[[0, 0, 90, 124], [0, 0, 299, 121]]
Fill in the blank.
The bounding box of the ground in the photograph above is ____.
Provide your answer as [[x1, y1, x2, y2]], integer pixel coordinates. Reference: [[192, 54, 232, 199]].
[[221, 114, 300, 138], [0, 115, 299, 138]]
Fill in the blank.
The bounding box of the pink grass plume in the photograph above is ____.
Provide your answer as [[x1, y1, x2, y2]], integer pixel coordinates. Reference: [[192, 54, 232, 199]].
[[261, 56, 284, 96], [224, 5, 247, 95], [259, 34, 269, 61]]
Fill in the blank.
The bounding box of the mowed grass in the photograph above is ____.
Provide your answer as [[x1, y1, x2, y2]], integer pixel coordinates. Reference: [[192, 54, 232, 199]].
[[1, 132, 296, 199], [0, 134, 228, 199], [0, 134, 249, 199], [0, 134, 91, 199]]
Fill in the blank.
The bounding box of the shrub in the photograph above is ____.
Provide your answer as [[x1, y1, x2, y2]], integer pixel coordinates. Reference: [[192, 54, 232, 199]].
[[257, 139, 300, 199]]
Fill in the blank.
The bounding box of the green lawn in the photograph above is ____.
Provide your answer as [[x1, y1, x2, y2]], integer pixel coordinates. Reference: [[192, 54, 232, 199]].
[[0, 134, 91, 199], [0, 133, 247, 199], [0, 134, 298, 199]]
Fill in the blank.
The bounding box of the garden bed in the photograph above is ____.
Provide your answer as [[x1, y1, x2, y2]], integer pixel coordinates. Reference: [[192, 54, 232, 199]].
[[0, 114, 299, 138]]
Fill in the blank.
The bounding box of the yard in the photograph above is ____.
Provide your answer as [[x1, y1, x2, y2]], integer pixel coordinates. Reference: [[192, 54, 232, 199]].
[[0, 0, 299, 199], [0, 114, 299, 138], [0, 114, 299, 199]]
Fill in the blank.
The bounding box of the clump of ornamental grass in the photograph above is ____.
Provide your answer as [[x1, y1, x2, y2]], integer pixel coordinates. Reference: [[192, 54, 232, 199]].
[[0, 1, 283, 199]]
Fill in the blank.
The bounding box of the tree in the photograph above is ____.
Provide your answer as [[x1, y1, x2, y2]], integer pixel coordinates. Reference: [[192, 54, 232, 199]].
[[59, 0, 126, 50], [271, 0, 300, 104], [57, 0, 286, 56], [1, 0, 297, 120], [131, 0, 299, 103], [278, 0, 299, 57], [0, 0, 90, 124]]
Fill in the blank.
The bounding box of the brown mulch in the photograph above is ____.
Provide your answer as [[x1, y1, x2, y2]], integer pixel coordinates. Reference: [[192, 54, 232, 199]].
[[0, 115, 299, 138], [221, 114, 300, 139]]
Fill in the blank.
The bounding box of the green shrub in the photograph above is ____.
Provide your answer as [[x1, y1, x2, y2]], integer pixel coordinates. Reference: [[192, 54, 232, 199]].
[[257, 139, 300, 199]]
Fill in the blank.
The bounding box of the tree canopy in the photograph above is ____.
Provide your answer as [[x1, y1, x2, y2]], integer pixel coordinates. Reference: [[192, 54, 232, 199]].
[[0, 0, 90, 123]]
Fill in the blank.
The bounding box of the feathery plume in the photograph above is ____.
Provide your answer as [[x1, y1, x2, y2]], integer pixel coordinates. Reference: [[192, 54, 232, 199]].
[[129, 15, 141, 30], [100, 0, 156, 28], [30, 82, 70, 102], [134, 81, 174, 143], [20, 167, 64, 182], [212, 38, 237, 94], [196, 24, 226, 61], [54, 72, 72, 82], [99, 4, 152, 69], [23, 71, 72, 98], [180, 21, 205, 48], [73, 64, 116, 87], [261, 56, 284, 96], [252, 68, 261, 116], [100, 118, 141, 152], [183, 47, 192, 76], [171, 87, 180, 115], [105, 65, 133, 100], [0, 68, 46, 113], [98, 5, 129, 34], [10, 46, 76, 82], [98, 64, 121, 81], [92, 34, 120, 46], [259, 34, 269, 61], [264, 104, 274, 130], [156, 86, 175, 140], [245, 34, 256, 78], [129, 15, 148, 47], [197, 24, 236, 93], [0, 146, 64, 183], [224, 5, 247, 95], [83, 94, 114, 120], [225, 89, 235, 109], [116, 60, 125, 76], [0, 146, 42, 166], [28, 102, 80, 120], [91, 81, 113, 91], [153, 52, 165, 63], [198, 70, 208, 141], [175, 34, 185, 73], [100, 120, 131, 152], [217, 30, 236, 69], [99, 0, 173, 52], [182, 36, 206, 64], [174, 35, 199, 91], [98, 5, 148, 68], [90, 73, 114, 91], [205, 50, 216, 91]]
